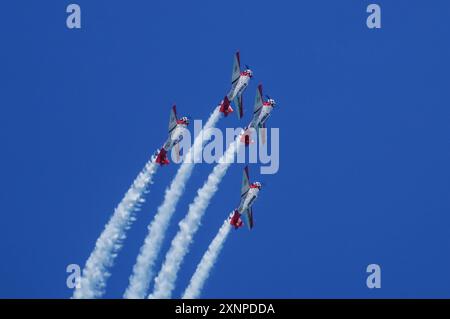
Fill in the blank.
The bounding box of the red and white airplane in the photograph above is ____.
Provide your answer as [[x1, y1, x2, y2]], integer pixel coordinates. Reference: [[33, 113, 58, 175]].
[[219, 51, 253, 118], [228, 166, 262, 230], [154, 105, 190, 165], [242, 84, 276, 146]]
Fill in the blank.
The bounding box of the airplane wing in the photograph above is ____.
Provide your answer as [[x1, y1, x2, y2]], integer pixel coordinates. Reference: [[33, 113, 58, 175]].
[[231, 51, 241, 84], [234, 94, 244, 119], [168, 104, 178, 134], [244, 207, 254, 230], [240, 166, 250, 199], [252, 84, 264, 120]]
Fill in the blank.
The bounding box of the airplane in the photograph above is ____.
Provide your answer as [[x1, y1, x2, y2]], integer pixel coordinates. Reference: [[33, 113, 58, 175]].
[[154, 105, 190, 165], [241, 84, 276, 146], [228, 166, 262, 230], [219, 51, 253, 118]]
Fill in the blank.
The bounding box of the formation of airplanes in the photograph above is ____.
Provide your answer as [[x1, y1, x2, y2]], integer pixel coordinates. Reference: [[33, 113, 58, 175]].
[[153, 51, 277, 230]]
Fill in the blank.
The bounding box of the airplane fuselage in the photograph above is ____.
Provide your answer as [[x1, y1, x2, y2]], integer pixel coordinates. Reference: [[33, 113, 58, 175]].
[[228, 75, 251, 101], [163, 124, 187, 151], [249, 104, 273, 130], [238, 187, 260, 214]]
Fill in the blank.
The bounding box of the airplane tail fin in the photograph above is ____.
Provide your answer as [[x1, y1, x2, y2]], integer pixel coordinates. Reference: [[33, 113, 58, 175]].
[[234, 218, 244, 229], [229, 210, 244, 229], [155, 148, 170, 165], [219, 96, 233, 116], [240, 128, 254, 147]]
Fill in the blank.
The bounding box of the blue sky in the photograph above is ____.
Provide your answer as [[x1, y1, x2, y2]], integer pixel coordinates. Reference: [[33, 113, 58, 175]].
[[1, 0, 449, 298]]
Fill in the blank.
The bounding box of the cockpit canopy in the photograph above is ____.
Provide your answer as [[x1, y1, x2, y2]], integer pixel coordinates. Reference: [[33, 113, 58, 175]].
[[252, 182, 262, 189], [267, 98, 276, 107], [179, 116, 190, 125]]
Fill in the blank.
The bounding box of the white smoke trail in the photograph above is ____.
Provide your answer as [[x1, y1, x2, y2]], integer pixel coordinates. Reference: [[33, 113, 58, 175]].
[[149, 132, 242, 299], [124, 109, 221, 299], [182, 220, 231, 299], [73, 159, 159, 299]]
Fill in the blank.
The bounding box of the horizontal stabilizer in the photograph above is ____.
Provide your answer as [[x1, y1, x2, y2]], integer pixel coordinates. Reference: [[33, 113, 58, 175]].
[[219, 96, 233, 116], [229, 210, 243, 230], [240, 129, 255, 146], [155, 148, 170, 165]]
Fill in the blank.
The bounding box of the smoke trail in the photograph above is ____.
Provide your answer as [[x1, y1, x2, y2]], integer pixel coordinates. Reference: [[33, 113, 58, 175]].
[[124, 109, 221, 299], [149, 132, 242, 299], [182, 220, 231, 299], [73, 159, 159, 299]]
